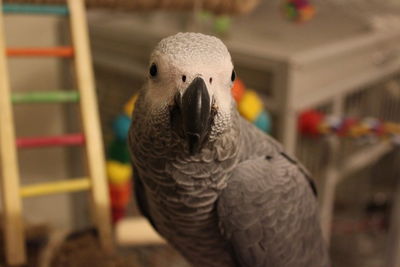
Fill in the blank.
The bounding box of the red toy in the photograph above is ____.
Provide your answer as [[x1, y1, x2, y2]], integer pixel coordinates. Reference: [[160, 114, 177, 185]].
[[109, 181, 132, 223], [298, 110, 323, 136], [231, 78, 245, 102]]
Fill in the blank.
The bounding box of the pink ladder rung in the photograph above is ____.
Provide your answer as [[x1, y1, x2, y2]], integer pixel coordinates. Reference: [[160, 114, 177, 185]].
[[16, 133, 85, 148]]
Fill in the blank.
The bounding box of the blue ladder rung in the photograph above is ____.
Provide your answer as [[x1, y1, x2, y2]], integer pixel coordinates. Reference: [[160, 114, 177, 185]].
[[2, 4, 69, 15]]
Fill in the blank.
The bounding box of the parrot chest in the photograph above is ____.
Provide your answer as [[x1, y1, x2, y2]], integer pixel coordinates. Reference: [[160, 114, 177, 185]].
[[130, 115, 240, 266], [140, 157, 237, 267]]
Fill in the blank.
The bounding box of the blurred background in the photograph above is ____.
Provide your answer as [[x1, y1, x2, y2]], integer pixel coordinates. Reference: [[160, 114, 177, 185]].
[[1, 0, 400, 266]]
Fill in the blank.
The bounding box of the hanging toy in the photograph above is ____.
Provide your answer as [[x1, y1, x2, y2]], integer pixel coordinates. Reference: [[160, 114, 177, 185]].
[[298, 110, 400, 144], [283, 0, 316, 23], [198, 11, 232, 35], [214, 15, 231, 35], [106, 160, 132, 223], [112, 114, 131, 141], [107, 139, 131, 164], [106, 92, 139, 224], [298, 110, 324, 136], [231, 78, 245, 102], [232, 78, 272, 133], [124, 94, 138, 117]]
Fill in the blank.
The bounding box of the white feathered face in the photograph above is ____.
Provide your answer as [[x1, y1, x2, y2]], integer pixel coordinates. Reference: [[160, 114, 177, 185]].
[[143, 32, 236, 154]]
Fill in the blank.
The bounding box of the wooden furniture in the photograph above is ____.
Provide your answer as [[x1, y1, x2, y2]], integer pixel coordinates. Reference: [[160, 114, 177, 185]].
[[0, 1, 113, 265]]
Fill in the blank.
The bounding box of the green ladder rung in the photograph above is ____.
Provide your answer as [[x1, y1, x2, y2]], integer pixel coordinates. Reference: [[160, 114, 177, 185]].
[[12, 91, 79, 104], [2, 4, 69, 15]]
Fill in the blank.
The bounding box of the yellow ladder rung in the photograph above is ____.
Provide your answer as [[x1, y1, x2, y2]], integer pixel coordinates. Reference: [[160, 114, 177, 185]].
[[20, 178, 91, 198]]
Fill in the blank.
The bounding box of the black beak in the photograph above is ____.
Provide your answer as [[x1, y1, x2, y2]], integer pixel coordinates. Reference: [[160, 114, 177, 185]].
[[174, 77, 211, 154]]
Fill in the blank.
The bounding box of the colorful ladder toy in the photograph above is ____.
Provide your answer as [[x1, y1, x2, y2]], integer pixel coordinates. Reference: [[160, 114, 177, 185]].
[[0, 1, 113, 265]]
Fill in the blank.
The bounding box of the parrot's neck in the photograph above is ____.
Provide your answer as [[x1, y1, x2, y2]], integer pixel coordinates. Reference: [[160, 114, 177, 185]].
[[130, 101, 241, 266], [132, 100, 241, 188]]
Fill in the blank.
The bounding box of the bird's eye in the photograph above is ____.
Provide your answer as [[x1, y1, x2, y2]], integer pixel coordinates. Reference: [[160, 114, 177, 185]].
[[182, 75, 186, 82], [231, 69, 236, 82], [149, 63, 158, 77], [209, 77, 213, 84]]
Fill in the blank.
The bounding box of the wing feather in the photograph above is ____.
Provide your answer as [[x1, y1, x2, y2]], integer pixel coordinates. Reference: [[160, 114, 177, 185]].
[[217, 155, 329, 267]]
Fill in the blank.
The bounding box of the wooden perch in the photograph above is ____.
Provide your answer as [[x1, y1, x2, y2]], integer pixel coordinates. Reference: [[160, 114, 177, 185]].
[[4, 0, 260, 15]]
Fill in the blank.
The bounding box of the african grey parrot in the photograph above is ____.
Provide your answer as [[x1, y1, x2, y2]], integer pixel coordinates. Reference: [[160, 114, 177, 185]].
[[128, 32, 330, 267]]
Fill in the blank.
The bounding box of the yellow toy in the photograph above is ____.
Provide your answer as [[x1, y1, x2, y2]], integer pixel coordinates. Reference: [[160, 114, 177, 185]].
[[233, 79, 272, 133], [124, 94, 138, 117], [238, 89, 264, 121], [106, 161, 132, 185]]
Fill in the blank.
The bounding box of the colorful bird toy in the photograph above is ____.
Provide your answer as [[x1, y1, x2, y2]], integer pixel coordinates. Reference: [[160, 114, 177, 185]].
[[283, 0, 316, 23], [232, 78, 272, 133], [299, 110, 400, 144], [106, 93, 138, 223]]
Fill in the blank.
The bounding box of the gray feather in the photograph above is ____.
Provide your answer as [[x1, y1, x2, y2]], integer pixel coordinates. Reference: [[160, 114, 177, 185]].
[[218, 140, 328, 266]]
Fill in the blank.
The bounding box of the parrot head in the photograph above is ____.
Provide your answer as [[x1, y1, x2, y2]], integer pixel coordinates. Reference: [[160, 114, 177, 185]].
[[142, 32, 236, 154]]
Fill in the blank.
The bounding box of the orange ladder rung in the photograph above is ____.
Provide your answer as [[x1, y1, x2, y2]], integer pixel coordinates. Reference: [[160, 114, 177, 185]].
[[7, 47, 74, 57]]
